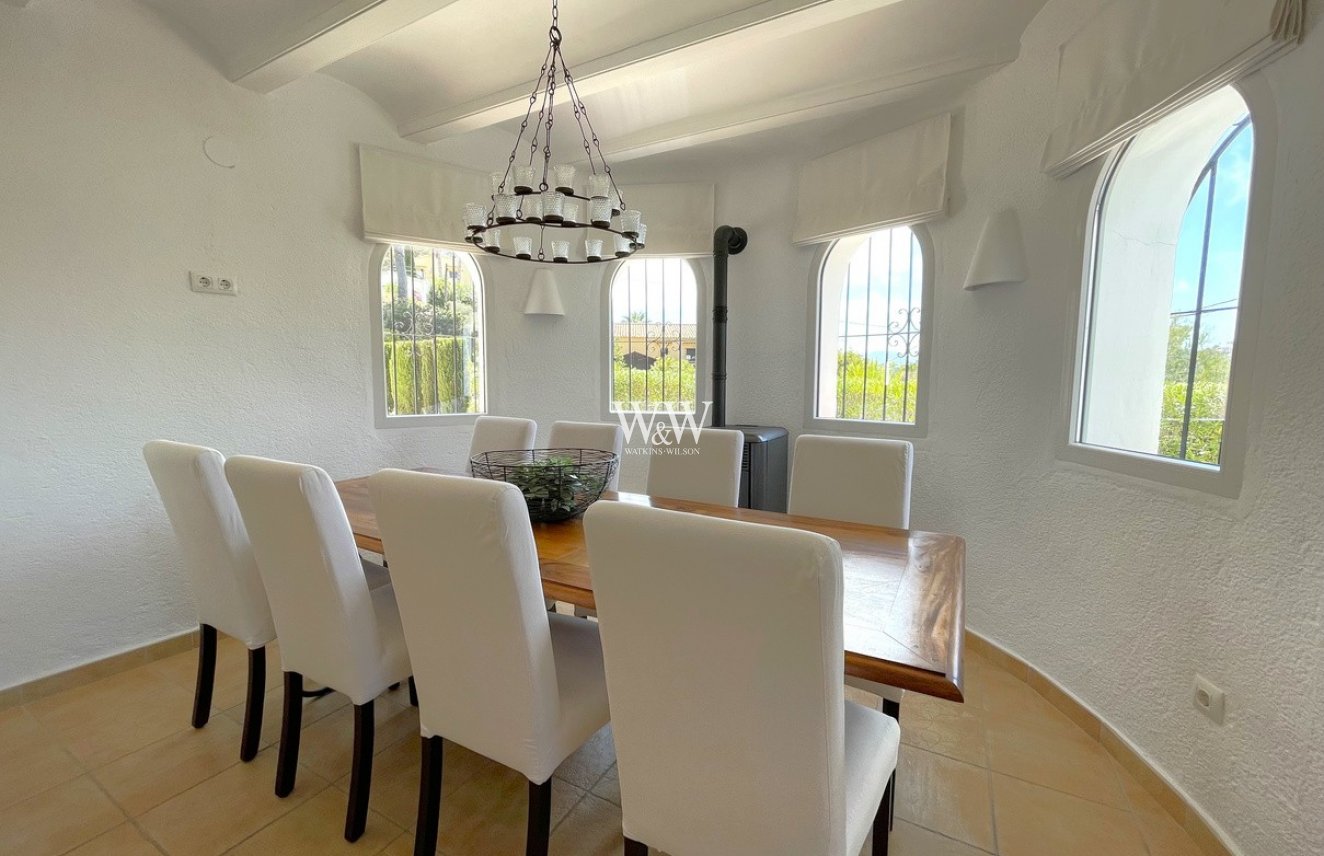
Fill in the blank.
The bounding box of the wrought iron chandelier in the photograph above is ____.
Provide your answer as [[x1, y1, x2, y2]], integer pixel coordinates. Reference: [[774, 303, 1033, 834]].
[[463, 0, 644, 264]]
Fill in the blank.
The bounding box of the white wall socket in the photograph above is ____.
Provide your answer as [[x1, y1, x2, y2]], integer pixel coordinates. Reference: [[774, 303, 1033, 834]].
[[1193, 675, 1225, 724], [190, 271, 238, 296]]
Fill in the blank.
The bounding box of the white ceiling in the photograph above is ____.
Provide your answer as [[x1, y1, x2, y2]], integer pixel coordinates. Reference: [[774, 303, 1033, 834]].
[[141, 0, 1049, 172]]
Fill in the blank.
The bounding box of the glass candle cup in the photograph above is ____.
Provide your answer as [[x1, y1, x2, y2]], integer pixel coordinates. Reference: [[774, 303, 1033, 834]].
[[540, 189, 564, 223], [563, 198, 583, 227], [494, 193, 518, 224], [615, 235, 633, 257], [588, 174, 612, 200], [634, 223, 648, 247], [513, 165, 536, 195], [618, 209, 642, 238], [585, 239, 604, 262], [552, 164, 576, 195], [513, 236, 533, 260], [609, 188, 623, 215], [521, 193, 543, 224], [589, 197, 612, 228], [551, 240, 571, 263], [464, 202, 487, 230], [489, 171, 506, 196], [484, 229, 503, 253]]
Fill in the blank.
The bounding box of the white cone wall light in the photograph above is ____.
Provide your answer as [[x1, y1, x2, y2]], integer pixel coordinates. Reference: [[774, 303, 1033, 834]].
[[965, 209, 1028, 290], [524, 269, 565, 316]]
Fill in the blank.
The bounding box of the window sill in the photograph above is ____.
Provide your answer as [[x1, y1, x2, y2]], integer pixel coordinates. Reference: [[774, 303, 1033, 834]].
[[375, 412, 484, 430], [1057, 441, 1241, 498], [805, 416, 927, 439]]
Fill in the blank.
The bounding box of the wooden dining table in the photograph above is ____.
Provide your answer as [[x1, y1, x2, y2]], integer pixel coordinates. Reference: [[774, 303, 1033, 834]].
[[336, 468, 966, 703]]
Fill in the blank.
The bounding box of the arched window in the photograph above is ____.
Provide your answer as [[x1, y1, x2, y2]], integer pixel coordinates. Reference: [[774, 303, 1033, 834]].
[[1077, 87, 1254, 468], [608, 258, 700, 412], [813, 226, 928, 426], [376, 244, 485, 420]]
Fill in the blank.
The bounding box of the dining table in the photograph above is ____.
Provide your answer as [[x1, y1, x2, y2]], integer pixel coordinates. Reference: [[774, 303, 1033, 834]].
[[335, 468, 967, 703]]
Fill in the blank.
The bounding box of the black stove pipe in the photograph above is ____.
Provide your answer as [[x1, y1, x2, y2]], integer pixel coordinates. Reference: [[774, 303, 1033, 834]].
[[711, 225, 748, 429]]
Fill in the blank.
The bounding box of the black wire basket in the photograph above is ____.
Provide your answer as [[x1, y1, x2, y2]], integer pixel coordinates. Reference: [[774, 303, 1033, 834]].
[[470, 448, 618, 523]]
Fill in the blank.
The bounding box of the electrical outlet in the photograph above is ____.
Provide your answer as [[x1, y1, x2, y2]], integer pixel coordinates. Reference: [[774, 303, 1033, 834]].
[[1193, 675, 1225, 724], [190, 271, 238, 296]]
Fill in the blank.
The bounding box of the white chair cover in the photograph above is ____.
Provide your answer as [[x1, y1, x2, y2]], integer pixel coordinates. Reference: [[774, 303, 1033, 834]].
[[644, 427, 743, 507]]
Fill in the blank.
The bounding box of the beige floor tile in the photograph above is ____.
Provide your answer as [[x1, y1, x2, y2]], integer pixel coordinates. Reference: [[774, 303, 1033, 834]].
[[984, 708, 1127, 808], [226, 786, 403, 855], [136, 749, 326, 856], [218, 686, 350, 753], [992, 772, 1147, 856], [1114, 761, 1205, 856], [27, 667, 199, 768], [548, 793, 620, 856], [884, 819, 995, 856], [553, 724, 616, 790], [902, 693, 988, 767], [64, 822, 164, 855], [894, 745, 996, 852], [0, 775, 125, 856], [0, 706, 84, 809], [150, 639, 281, 714], [433, 764, 583, 856], [589, 764, 620, 806], [297, 698, 418, 782], [92, 715, 244, 816]]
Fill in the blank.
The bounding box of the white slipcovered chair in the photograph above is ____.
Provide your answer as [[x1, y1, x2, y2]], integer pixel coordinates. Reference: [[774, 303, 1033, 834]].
[[789, 433, 914, 829], [467, 415, 537, 473], [224, 456, 412, 843], [142, 440, 276, 762], [547, 420, 626, 491], [584, 501, 898, 856], [368, 469, 610, 856], [644, 427, 744, 507]]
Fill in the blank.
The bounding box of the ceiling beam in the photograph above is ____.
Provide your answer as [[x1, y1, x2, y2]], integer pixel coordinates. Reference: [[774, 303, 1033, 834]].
[[399, 0, 908, 143], [228, 0, 464, 94], [599, 47, 1017, 162]]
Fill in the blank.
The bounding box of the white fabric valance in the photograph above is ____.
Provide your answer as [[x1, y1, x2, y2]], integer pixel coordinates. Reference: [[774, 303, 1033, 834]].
[[359, 146, 488, 251], [792, 113, 951, 245], [618, 183, 715, 258], [1042, 0, 1305, 178]]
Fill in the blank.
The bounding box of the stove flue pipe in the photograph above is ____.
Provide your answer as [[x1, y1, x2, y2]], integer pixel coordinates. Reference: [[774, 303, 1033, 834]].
[[710, 225, 748, 429]]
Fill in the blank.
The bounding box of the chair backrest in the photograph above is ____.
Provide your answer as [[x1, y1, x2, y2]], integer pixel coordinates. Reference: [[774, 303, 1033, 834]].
[[224, 455, 389, 700], [467, 416, 537, 472], [584, 501, 847, 856], [547, 420, 626, 490], [788, 434, 913, 529], [644, 427, 743, 506], [142, 441, 275, 648], [367, 469, 561, 782]]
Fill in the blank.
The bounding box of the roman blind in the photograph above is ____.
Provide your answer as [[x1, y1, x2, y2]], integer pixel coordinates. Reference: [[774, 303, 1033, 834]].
[[1042, 0, 1305, 178], [619, 183, 715, 258], [359, 146, 488, 250], [792, 113, 951, 245]]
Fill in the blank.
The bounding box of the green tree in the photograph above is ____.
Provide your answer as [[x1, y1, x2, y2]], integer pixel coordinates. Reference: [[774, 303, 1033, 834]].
[[1158, 318, 1232, 464], [833, 351, 920, 423], [611, 356, 697, 409]]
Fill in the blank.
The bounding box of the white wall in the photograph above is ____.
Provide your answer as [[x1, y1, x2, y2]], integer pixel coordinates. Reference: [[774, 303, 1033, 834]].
[[708, 3, 1324, 854]]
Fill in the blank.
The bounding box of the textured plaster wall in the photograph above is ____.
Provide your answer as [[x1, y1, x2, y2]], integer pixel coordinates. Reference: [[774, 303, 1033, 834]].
[[710, 2, 1323, 853]]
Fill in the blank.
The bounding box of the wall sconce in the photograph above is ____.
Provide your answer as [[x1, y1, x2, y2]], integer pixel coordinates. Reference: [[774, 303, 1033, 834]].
[[965, 209, 1028, 290], [523, 269, 565, 316]]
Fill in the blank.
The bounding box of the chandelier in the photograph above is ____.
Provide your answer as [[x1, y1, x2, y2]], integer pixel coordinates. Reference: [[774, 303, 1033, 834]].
[[463, 0, 644, 264]]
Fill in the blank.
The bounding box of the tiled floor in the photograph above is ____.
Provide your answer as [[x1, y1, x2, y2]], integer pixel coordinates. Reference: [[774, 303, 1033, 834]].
[[0, 636, 1209, 856]]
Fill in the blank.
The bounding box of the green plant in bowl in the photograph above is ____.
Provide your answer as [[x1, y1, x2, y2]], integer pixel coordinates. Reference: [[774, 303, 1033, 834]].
[[506, 456, 608, 519]]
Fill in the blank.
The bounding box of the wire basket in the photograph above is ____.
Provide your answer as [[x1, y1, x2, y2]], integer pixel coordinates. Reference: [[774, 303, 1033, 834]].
[[470, 448, 618, 523]]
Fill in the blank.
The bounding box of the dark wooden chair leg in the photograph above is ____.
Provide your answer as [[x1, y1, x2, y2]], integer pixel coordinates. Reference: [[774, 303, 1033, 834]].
[[192, 624, 217, 728], [389, 682, 401, 691], [872, 776, 892, 856], [624, 838, 649, 855], [414, 736, 444, 856], [275, 672, 303, 797], [526, 778, 553, 856], [408, 676, 418, 707], [240, 645, 266, 762], [882, 697, 901, 830], [345, 700, 375, 842]]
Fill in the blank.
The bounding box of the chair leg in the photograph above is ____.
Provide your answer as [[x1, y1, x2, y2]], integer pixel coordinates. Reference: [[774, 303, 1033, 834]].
[[526, 778, 553, 856], [414, 736, 444, 856], [408, 676, 419, 707], [192, 624, 217, 728], [275, 672, 303, 797], [240, 645, 266, 762], [872, 775, 892, 856], [624, 838, 649, 855], [882, 698, 901, 830], [345, 700, 375, 842]]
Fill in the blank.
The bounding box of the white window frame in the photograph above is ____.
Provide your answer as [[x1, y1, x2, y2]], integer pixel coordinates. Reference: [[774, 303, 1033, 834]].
[[600, 257, 709, 419], [804, 225, 935, 438], [369, 243, 488, 429], [1059, 79, 1275, 497]]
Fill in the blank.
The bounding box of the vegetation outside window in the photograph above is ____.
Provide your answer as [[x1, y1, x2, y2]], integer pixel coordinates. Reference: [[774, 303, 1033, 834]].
[[814, 226, 927, 426], [1077, 87, 1254, 468], [608, 258, 700, 412], [378, 245, 485, 418]]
